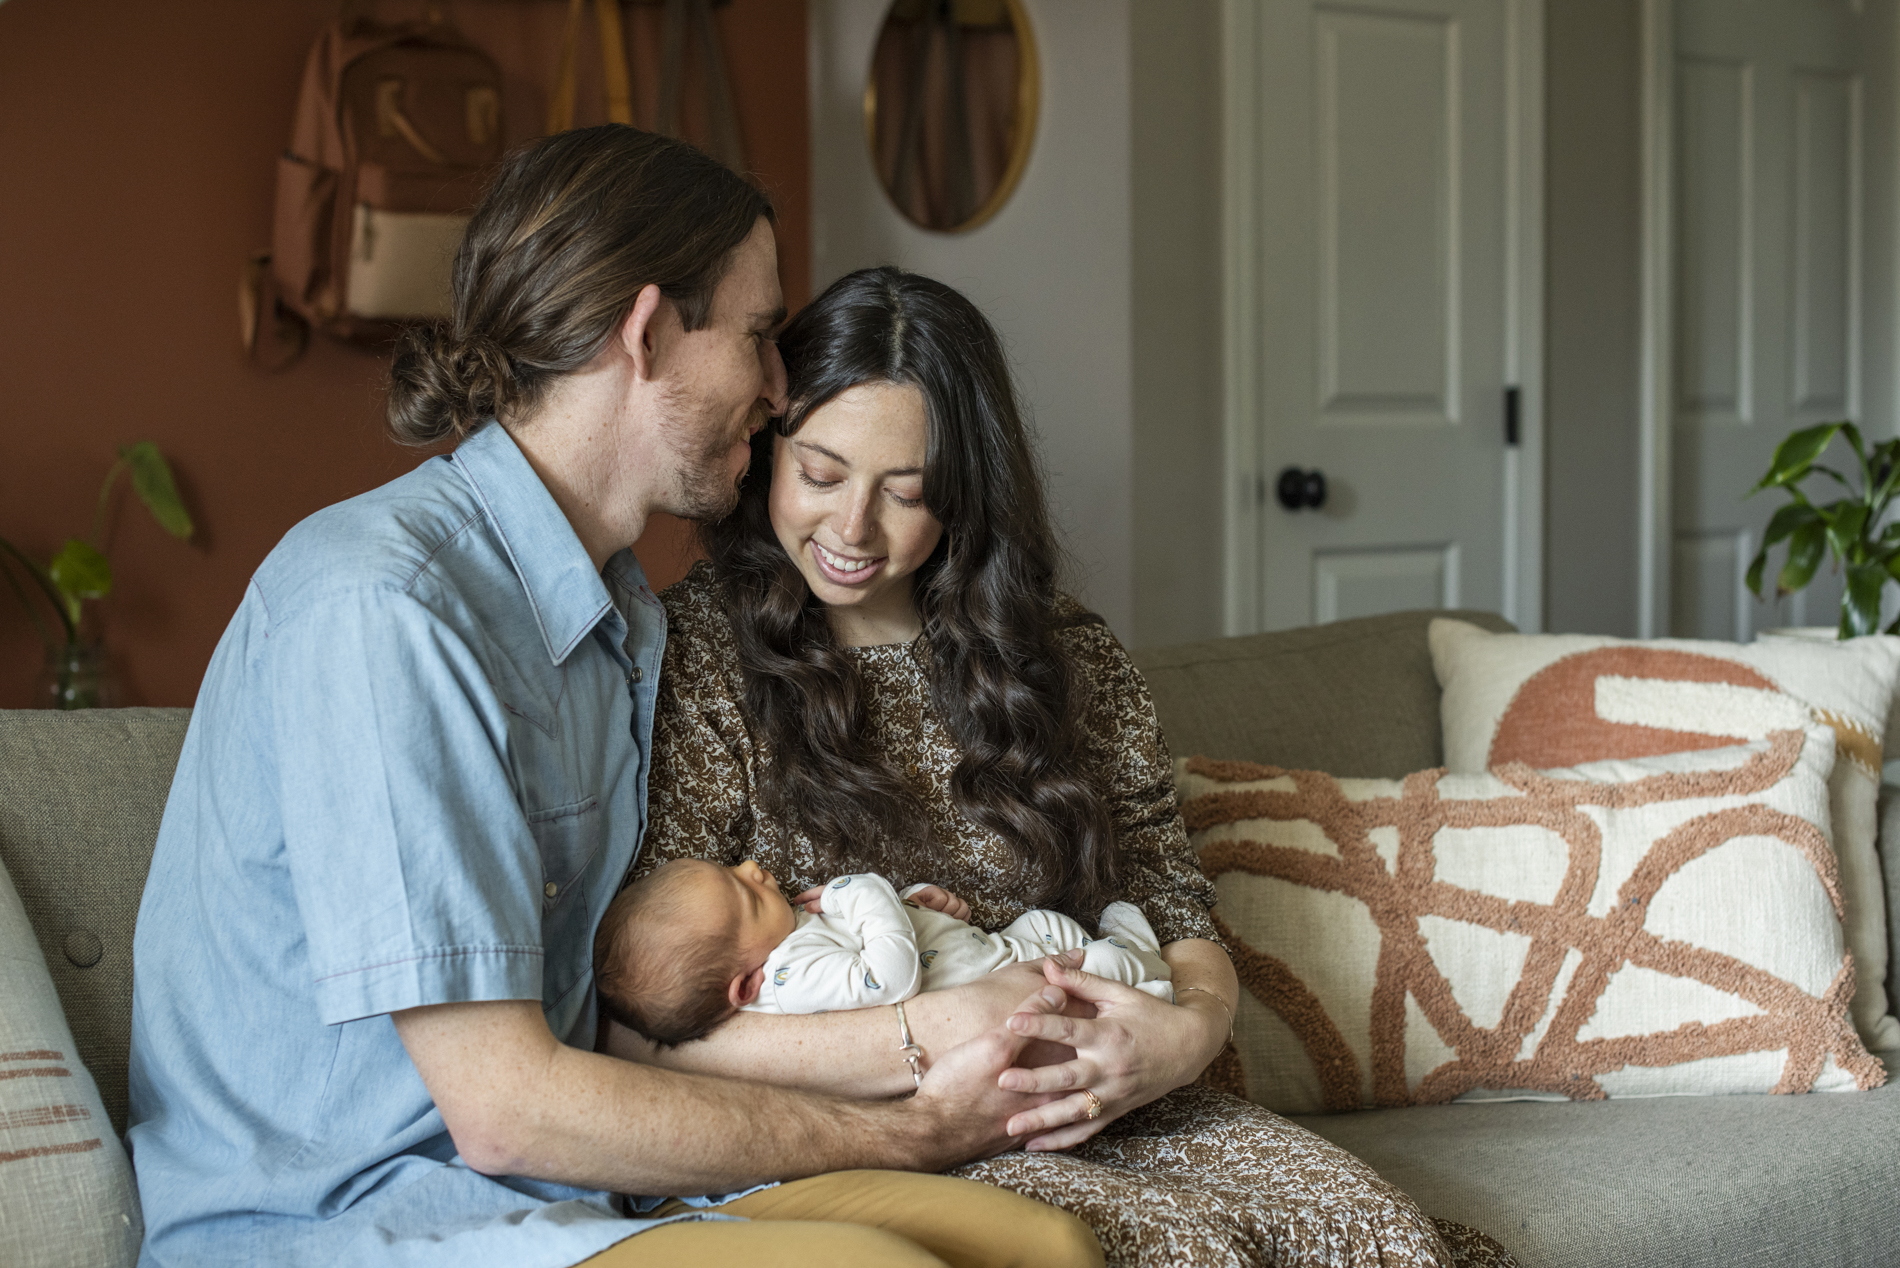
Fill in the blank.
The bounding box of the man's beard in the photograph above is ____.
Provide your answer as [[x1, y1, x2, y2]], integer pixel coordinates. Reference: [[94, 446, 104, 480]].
[[658, 397, 767, 522]]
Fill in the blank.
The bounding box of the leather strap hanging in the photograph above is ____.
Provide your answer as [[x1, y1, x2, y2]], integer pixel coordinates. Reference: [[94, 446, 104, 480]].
[[657, 0, 745, 171], [548, 0, 635, 134], [239, 251, 310, 371]]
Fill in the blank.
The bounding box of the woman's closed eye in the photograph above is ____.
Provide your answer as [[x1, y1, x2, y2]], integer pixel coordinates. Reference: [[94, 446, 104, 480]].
[[797, 467, 924, 509], [796, 468, 839, 491]]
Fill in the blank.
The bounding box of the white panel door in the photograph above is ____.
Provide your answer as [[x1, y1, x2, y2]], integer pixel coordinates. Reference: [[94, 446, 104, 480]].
[[1669, 0, 1889, 639], [1237, 0, 1533, 630]]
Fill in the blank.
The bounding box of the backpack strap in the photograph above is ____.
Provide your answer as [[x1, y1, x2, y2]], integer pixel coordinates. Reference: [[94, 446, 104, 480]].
[[238, 251, 310, 370], [549, 0, 634, 134]]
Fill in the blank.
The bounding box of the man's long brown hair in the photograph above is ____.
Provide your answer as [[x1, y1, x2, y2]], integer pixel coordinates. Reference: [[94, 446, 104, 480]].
[[387, 125, 771, 446], [701, 267, 1119, 917]]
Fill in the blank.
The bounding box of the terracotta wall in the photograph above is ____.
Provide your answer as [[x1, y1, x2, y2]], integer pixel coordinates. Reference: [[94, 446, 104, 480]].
[[0, 0, 809, 709]]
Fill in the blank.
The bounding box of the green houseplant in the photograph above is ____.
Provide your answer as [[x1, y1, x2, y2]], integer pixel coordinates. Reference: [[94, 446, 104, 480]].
[[1, 442, 194, 707], [1746, 420, 1900, 638]]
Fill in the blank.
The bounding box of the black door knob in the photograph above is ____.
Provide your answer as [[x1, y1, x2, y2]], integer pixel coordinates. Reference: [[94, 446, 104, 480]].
[[1275, 467, 1327, 511]]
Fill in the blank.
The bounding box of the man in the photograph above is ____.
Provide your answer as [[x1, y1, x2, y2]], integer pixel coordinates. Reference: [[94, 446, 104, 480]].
[[127, 127, 1100, 1268]]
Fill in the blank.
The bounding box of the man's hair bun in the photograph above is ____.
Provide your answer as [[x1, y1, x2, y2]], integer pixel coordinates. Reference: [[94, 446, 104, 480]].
[[386, 326, 521, 446]]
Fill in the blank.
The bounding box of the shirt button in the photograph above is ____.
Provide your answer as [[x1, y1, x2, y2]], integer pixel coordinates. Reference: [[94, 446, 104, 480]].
[[544, 881, 558, 900], [629, 666, 644, 684]]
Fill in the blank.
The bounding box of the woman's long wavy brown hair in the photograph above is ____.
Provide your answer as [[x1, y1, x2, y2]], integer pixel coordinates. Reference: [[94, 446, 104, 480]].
[[701, 267, 1119, 917]]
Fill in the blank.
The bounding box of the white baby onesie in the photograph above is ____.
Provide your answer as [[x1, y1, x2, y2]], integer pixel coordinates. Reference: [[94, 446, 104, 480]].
[[740, 873, 1175, 1016]]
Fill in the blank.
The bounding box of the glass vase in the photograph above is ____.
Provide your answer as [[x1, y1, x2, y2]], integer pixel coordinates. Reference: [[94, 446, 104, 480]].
[[37, 642, 121, 710]]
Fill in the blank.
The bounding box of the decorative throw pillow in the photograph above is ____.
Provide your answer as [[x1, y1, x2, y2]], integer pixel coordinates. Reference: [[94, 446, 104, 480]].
[[0, 857, 141, 1268], [1177, 727, 1888, 1116], [1429, 616, 1900, 1051]]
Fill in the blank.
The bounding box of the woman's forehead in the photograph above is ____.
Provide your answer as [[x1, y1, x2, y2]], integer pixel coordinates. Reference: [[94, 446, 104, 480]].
[[790, 383, 928, 468]]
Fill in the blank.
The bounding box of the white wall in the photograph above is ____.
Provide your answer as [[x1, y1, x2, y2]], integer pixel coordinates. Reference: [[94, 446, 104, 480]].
[[809, 0, 1137, 635]]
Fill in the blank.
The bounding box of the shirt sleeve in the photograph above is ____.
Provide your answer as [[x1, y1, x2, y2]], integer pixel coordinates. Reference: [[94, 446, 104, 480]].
[[762, 875, 922, 1012], [264, 583, 547, 1025], [1066, 617, 1223, 947]]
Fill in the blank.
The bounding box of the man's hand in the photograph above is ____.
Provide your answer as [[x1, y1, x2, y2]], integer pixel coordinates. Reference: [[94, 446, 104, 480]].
[[898, 953, 1092, 1074], [904, 884, 972, 923], [899, 983, 1072, 1166]]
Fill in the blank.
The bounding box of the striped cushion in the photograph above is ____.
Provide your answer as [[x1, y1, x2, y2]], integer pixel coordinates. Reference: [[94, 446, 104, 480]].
[[0, 854, 139, 1267]]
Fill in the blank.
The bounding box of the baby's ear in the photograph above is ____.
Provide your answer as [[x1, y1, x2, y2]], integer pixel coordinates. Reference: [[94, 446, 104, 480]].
[[730, 964, 766, 1007]]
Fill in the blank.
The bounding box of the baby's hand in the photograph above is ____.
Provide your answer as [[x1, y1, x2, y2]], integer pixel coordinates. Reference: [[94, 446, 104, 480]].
[[908, 885, 972, 923], [792, 886, 824, 915]]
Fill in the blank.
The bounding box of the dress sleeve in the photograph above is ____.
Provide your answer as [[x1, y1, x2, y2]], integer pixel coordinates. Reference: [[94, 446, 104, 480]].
[[1066, 618, 1222, 947], [635, 584, 761, 880]]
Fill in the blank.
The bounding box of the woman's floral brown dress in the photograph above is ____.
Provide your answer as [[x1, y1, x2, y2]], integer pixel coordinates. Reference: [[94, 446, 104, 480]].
[[634, 563, 1515, 1268]]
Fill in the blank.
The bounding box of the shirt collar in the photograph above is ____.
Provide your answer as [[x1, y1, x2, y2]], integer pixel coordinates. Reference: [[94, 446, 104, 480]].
[[450, 421, 615, 666]]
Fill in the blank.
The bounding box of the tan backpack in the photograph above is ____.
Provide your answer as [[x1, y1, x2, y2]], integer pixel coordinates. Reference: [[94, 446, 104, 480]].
[[243, 5, 503, 363]]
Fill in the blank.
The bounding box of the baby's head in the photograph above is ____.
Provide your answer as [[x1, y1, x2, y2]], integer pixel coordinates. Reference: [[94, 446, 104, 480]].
[[593, 858, 798, 1046]]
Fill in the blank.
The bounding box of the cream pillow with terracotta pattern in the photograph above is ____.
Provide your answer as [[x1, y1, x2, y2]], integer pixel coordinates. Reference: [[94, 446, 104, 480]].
[[1177, 727, 1887, 1115], [1429, 617, 1900, 1051]]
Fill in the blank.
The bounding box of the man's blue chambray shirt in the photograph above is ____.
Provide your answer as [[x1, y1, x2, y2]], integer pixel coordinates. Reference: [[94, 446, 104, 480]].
[[127, 422, 685, 1267]]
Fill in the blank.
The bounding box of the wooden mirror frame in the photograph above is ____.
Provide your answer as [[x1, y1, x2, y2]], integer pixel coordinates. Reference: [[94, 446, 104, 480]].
[[861, 0, 1039, 234]]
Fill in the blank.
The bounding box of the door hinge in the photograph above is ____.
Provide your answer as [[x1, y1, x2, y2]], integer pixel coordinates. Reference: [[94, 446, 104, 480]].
[[1504, 385, 1521, 447]]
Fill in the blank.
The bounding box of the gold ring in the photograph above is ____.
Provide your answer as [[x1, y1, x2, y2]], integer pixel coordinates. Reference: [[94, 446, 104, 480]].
[[1081, 1089, 1103, 1120]]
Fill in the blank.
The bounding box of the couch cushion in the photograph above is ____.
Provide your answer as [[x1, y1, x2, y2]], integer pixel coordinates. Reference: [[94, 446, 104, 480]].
[[0, 708, 189, 1136], [1296, 1048, 1900, 1268], [1134, 609, 1515, 779], [1, 849, 142, 1267], [1430, 617, 1900, 1053], [1177, 728, 1884, 1114]]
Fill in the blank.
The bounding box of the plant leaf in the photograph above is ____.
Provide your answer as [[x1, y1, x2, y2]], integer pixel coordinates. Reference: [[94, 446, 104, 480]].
[[1755, 422, 1842, 491], [1761, 501, 1819, 548], [1823, 500, 1870, 563], [0, 534, 75, 641], [1745, 547, 1769, 598], [1843, 562, 1886, 637], [1778, 520, 1827, 594], [48, 538, 112, 630], [121, 442, 194, 539]]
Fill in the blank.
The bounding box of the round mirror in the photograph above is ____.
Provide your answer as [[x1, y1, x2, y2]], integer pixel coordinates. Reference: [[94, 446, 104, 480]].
[[864, 0, 1039, 234]]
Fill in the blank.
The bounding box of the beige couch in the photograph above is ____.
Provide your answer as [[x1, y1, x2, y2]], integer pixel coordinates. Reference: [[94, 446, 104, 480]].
[[3, 608, 1897, 1268]]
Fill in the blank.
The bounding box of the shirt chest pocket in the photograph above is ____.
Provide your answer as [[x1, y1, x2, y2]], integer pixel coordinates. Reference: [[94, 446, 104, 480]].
[[527, 795, 602, 1006]]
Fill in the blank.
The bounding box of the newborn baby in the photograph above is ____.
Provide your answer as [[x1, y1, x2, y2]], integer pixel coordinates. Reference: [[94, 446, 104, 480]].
[[595, 858, 1174, 1046]]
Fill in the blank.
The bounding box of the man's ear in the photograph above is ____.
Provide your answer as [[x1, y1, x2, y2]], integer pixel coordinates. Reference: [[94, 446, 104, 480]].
[[618, 283, 666, 383], [729, 964, 766, 1008]]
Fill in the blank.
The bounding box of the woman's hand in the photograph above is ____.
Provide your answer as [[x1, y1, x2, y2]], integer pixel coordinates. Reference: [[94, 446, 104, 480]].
[[996, 940, 1238, 1151], [904, 884, 971, 923]]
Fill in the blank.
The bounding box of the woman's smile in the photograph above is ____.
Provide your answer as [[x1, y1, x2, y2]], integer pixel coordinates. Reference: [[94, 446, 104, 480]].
[[811, 540, 887, 584]]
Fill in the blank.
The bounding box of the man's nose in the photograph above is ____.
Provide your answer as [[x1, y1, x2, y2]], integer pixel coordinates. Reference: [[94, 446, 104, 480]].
[[761, 340, 789, 417]]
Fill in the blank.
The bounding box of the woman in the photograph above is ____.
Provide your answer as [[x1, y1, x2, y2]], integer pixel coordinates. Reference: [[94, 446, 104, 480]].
[[630, 267, 1513, 1268]]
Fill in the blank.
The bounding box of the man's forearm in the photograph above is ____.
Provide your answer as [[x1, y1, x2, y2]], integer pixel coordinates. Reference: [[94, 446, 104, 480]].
[[398, 994, 1063, 1197], [623, 961, 1070, 1095], [612, 1005, 919, 1098], [501, 1037, 931, 1193]]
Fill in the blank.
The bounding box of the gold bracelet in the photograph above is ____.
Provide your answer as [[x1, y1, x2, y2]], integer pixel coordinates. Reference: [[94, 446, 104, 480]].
[[1176, 985, 1234, 1041], [893, 1000, 924, 1090]]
